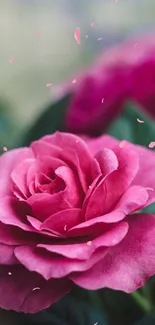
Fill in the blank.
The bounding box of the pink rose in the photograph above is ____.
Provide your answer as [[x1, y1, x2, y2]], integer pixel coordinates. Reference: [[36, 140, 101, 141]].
[[1, 132, 155, 313], [54, 34, 155, 134]]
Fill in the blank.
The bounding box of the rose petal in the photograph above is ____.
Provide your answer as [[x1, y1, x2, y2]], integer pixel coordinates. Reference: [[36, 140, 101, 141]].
[[0, 197, 34, 231], [87, 135, 155, 206], [26, 216, 62, 238], [86, 135, 119, 156], [0, 244, 16, 264], [11, 159, 35, 199], [0, 222, 39, 245], [83, 149, 119, 219], [55, 166, 83, 207], [27, 156, 66, 190], [131, 143, 155, 205], [70, 213, 155, 292], [32, 133, 100, 192], [84, 146, 139, 219], [69, 185, 148, 237], [41, 208, 82, 234], [0, 265, 71, 313], [28, 164, 84, 221], [0, 148, 33, 198], [39, 221, 128, 259], [15, 245, 108, 279], [28, 193, 73, 221], [102, 185, 148, 222], [26, 216, 42, 230], [95, 148, 118, 176]]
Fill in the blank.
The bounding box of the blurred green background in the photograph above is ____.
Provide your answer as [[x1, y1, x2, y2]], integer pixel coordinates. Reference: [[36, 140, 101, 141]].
[[1, 0, 155, 150]]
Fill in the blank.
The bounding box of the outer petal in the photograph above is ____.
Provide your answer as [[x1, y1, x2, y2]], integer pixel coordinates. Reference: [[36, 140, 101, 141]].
[[86, 135, 119, 156], [131, 143, 155, 205], [11, 159, 35, 200], [70, 213, 155, 292], [38, 221, 128, 260], [0, 222, 40, 245], [0, 197, 33, 231], [0, 244, 17, 264], [69, 185, 148, 237], [95, 148, 118, 176], [87, 135, 155, 206], [84, 146, 139, 218], [14, 245, 108, 280], [0, 265, 71, 313], [0, 148, 34, 198]]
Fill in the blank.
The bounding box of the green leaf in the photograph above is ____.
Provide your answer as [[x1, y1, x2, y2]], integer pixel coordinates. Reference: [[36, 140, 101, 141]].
[[107, 101, 155, 215], [20, 94, 71, 147], [133, 315, 155, 325], [108, 101, 155, 147], [101, 288, 144, 325], [19, 293, 106, 325]]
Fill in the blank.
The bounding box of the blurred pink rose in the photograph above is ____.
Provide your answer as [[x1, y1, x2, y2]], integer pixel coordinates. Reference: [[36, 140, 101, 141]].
[[53, 34, 155, 135], [1, 132, 155, 313]]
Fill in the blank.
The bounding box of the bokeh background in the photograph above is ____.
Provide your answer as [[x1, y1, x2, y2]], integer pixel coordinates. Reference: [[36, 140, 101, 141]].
[[1, 0, 155, 150]]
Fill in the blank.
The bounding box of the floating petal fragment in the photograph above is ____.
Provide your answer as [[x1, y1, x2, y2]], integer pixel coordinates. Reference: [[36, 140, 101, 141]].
[[119, 140, 127, 148], [9, 58, 14, 63], [32, 287, 40, 291], [87, 241, 92, 246], [149, 142, 155, 149], [74, 27, 80, 44], [46, 83, 52, 87], [137, 118, 144, 123]]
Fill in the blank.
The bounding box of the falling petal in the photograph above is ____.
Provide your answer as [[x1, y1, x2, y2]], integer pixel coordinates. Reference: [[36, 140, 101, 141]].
[[119, 140, 127, 148], [32, 287, 40, 291], [8, 272, 12, 276], [140, 187, 154, 192], [87, 241, 92, 246], [9, 58, 14, 63], [137, 118, 144, 123], [46, 83, 52, 87], [64, 225, 67, 231], [98, 38, 103, 41], [91, 22, 95, 27], [86, 35, 88, 38], [35, 31, 40, 35], [102, 98, 104, 104], [3, 146, 8, 152], [74, 27, 80, 44], [149, 142, 155, 149], [72, 79, 77, 84]]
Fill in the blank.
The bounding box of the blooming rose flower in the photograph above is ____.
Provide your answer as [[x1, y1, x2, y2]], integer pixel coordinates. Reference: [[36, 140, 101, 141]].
[[1, 132, 155, 313], [53, 34, 155, 135]]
